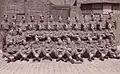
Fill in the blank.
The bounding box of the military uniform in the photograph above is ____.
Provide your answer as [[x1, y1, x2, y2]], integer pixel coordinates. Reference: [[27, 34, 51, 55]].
[[20, 21, 28, 32], [2, 44, 19, 63], [97, 36, 108, 61], [65, 17, 72, 30], [42, 40, 53, 61], [31, 40, 41, 61], [19, 41, 32, 61], [89, 20, 96, 31], [5, 33, 13, 45], [73, 39, 86, 62], [107, 13, 116, 30], [57, 17, 65, 30], [48, 21, 57, 31], [74, 17, 82, 30], [85, 33, 98, 61], [1, 19, 9, 30]]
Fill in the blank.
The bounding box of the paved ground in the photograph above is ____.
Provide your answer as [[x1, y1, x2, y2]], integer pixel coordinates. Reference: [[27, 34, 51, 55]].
[[0, 55, 120, 74]]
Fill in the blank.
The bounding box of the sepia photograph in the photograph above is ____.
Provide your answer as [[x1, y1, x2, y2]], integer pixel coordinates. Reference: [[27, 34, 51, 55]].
[[0, 0, 120, 74]]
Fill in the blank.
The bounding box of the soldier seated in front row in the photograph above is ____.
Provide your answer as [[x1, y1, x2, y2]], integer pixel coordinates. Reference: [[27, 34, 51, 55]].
[[2, 39, 20, 63], [73, 40, 86, 63], [41, 37, 53, 61], [19, 40, 32, 61], [31, 35, 42, 62], [85, 34, 98, 61]]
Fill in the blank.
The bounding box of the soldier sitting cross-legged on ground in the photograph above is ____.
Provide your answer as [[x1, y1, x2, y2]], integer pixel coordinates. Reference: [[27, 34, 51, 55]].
[[31, 34, 42, 62], [19, 39, 32, 62]]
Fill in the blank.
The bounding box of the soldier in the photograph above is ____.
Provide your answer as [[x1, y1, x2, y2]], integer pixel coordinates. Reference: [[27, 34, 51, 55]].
[[1, 15, 10, 46], [97, 34, 108, 61], [8, 27, 18, 36], [26, 29, 36, 42], [5, 31, 12, 46], [86, 33, 98, 61], [1, 14, 9, 30], [55, 45, 66, 62], [64, 41, 75, 64], [96, 14, 103, 31], [89, 14, 96, 31], [16, 29, 26, 44], [31, 35, 41, 62], [38, 15, 44, 30], [74, 16, 81, 30], [2, 39, 20, 63], [57, 16, 65, 30], [42, 37, 53, 61], [60, 36, 75, 64], [65, 17, 72, 30], [11, 15, 17, 28], [105, 33, 117, 59], [19, 40, 32, 61], [106, 12, 116, 30], [104, 39, 116, 59], [29, 15, 37, 30], [48, 15, 56, 31], [19, 16, 27, 32], [72, 36, 85, 63]]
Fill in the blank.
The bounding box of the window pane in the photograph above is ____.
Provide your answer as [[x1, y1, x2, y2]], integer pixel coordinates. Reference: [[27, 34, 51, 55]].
[[81, 4, 92, 10], [103, 4, 112, 14], [81, 4, 92, 15], [92, 4, 102, 10]]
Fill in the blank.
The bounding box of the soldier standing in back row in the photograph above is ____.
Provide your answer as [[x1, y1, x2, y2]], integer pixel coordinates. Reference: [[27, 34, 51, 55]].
[[48, 15, 56, 31], [96, 14, 103, 31], [89, 13, 96, 31], [19, 16, 27, 32], [1, 14, 9, 30], [74, 16, 81, 30], [57, 16, 64, 30], [106, 12, 116, 30], [38, 15, 47, 30], [65, 17, 72, 30]]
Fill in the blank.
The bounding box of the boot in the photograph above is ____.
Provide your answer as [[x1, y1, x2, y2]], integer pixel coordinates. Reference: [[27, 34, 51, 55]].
[[99, 57, 104, 61], [7, 59, 11, 63], [88, 57, 92, 62], [56, 57, 61, 62], [69, 59, 75, 64]]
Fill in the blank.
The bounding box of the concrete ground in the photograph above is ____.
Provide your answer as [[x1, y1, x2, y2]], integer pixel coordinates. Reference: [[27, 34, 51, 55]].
[[0, 54, 120, 74]]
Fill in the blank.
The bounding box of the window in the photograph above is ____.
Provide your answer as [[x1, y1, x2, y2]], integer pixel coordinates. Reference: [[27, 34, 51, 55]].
[[92, 4, 103, 10], [81, 4, 92, 10], [103, 4, 112, 14], [113, 4, 120, 10], [81, 4, 92, 14], [112, 4, 120, 14], [92, 4, 103, 14]]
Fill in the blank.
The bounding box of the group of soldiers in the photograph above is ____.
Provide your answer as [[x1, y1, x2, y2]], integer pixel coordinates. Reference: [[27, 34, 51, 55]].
[[1, 12, 120, 64]]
